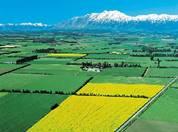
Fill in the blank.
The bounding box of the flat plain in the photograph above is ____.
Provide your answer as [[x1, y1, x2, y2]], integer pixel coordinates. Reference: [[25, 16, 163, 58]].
[[0, 32, 178, 132]]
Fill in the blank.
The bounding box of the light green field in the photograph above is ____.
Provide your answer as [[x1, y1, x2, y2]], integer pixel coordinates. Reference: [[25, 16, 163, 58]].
[[99, 67, 145, 77], [0, 64, 22, 74], [14, 64, 82, 75], [0, 93, 8, 98], [91, 75, 170, 85], [146, 68, 178, 78], [126, 119, 178, 132], [126, 88, 178, 132], [30, 58, 73, 64], [0, 72, 90, 93], [140, 88, 178, 123]]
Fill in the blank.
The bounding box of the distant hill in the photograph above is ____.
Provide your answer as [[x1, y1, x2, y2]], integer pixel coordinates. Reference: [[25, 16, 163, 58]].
[[0, 23, 51, 32]]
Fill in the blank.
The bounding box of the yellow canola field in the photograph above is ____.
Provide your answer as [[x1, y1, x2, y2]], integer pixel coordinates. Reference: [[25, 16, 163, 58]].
[[48, 53, 86, 57], [77, 83, 163, 98], [28, 96, 148, 132]]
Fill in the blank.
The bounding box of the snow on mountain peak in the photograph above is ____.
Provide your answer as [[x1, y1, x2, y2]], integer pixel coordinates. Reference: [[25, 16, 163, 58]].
[[89, 10, 131, 22], [76, 10, 178, 23], [134, 14, 178, 22]]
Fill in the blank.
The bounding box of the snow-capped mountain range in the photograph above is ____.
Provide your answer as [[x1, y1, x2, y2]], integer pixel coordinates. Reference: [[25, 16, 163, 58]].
[[85, 10, 178, 23], [57, 10, 178, 32], [1, 10, 178, 32]]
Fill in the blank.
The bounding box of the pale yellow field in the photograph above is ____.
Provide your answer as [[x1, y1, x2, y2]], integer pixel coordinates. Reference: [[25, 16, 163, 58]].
[[77, 83, 163, 98], [28, 96, 148, 132], [48, 53, 86, 57]]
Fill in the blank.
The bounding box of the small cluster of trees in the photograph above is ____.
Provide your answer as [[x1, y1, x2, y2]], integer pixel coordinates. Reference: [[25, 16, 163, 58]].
[[16, 55, 38, 64], [34, 48, 58, 53], [150, 56, 161, 68], [113, 62, 141, 68], [81, 62, 111, 69], [81, 61, 141, 69]]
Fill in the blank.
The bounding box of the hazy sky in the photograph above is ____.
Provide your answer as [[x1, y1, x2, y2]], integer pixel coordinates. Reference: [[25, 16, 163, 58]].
[[0, 0, 178, 24]]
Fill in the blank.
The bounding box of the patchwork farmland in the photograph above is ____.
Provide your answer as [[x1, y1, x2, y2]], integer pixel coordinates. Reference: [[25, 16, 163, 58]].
[[0, 32, 178, 132]]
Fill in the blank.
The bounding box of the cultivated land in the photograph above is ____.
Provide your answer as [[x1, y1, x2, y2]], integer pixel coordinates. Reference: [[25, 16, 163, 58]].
[[126, 88, 178, 132], [0, 32, 178, 132], [0, 93, 68, 132]]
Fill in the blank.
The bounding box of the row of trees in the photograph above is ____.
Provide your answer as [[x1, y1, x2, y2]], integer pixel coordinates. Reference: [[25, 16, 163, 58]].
[[77, 93, 149, 99], [133, 48, 172, 53], [81, 62, 141, 69], [0, 89, 149, 99], [0, 89, 67, 95], [131, 53, 178, 57]]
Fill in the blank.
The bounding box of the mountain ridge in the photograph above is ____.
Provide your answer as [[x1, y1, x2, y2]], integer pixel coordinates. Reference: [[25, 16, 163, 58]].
[[56, 10, 178, 32]]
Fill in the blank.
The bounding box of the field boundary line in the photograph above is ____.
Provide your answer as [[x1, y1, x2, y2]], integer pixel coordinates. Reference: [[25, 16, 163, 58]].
[[141, 67, 148, 77], [0, 90, 150, 99], [115, 76, 178, 132], [0, 64, 31, 76]]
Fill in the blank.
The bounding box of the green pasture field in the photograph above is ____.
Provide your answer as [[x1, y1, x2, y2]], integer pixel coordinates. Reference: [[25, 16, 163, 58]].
[[0, 56, 20, 63], [0, 72, 90, 93], [126, 119, 178, 132], [14, 64, 82, 75], [91, 75, 170, 85], [172, 80, 178, 87], [0, 64, 22, 74], [161, 61, 178, 67], [74, 58, 126, 65], [126, 88, 178, 132], [146, 68, 178, 78], [0, 93, 8, 98], [74, 58, 124, 64], [140, 88, 178, 123], [1, 32, 178, 132], [155, 57, 178, 61], [74, 57, 157, 67], [30, 58, 73, 64], [0, 93, 68, 132], [99, 67, 145, 77]]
